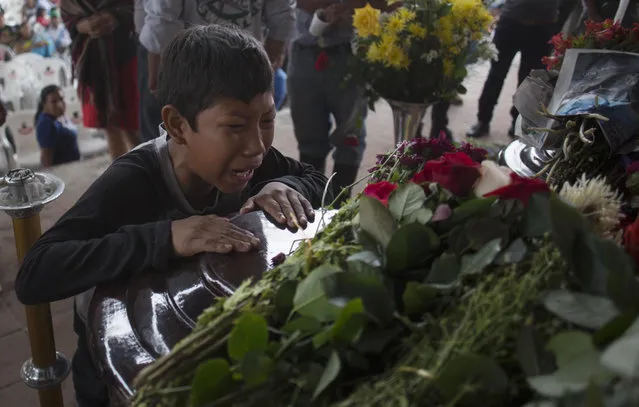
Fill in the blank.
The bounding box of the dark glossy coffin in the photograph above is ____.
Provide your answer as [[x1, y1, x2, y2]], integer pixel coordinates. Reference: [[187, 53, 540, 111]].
[[87, 210, 336, 405]]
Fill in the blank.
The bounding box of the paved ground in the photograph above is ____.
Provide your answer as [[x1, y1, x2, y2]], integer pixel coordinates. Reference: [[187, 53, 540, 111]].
[[0, 57, 520, 406]]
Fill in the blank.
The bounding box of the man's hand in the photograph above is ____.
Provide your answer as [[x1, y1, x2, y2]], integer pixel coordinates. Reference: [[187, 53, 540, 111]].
[[239, 182, 315, 230], [265, 39, 286, 70], [171, 215, 261, 257], [76, 12, 118, 38]]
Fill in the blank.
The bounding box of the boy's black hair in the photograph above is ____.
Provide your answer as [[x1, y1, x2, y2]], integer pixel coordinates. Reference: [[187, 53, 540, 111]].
[[157, 24, 274, 131]]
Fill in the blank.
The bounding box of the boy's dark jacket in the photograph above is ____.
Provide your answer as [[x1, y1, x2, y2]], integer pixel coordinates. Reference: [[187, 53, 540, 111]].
[[15, 137, 328, 306]]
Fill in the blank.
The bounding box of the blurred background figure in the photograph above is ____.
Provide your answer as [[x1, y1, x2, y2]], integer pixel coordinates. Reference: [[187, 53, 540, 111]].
[[61, 0, 139, 160], [14, 21, 54, 56]]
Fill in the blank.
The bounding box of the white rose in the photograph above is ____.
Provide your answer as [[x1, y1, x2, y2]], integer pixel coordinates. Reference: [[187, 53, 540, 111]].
[[474, 160, 513, 197]]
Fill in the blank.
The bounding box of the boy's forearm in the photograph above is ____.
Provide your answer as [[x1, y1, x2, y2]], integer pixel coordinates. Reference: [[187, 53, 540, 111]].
[[15, 221, 174, 305]]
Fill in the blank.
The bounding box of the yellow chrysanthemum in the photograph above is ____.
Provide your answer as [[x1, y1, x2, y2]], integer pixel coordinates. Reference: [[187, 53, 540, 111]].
[[385, 13, 406, 34], [353, 4, 381, 37], [408, 23, 427, 39], [384, 44, 410, 69], [396, 8, 416, 23], [366, 42, 383, 63]]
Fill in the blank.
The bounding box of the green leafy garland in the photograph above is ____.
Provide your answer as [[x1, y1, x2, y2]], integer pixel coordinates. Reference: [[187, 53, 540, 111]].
[[132, 138, 639, 407]]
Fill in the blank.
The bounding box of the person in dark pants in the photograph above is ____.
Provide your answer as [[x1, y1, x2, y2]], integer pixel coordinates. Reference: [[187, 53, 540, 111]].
[[467, 0, 559, 139], [417, 101, 452, 140], [135, 1, 162, 142]]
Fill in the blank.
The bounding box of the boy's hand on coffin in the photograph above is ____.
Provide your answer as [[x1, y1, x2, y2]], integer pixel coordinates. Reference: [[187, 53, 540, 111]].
[[239, 182, 315, 230], [171, 215, 261, 257]]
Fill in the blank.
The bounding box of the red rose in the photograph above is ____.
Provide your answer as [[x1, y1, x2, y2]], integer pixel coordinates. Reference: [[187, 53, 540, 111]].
[[315, 51, 329, 71], [363, 181, 398, 206], [411, 152, 481, 197], [344, 135, 359, 146], [624, 216, 639, 267], [595, 28, 615, 42], [483, 173, 550, 205]]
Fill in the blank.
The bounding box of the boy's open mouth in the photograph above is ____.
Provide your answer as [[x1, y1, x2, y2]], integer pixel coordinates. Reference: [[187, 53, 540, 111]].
[[230, 162, 261, 182]]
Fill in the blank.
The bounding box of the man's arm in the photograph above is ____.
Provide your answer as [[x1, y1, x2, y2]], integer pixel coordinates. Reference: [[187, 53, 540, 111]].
[[140, 0, 184, 92], [263, 0, 296, 66]]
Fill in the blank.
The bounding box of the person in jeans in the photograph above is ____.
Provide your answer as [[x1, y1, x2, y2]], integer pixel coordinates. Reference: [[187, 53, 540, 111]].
[[467, 0, 559, 139], [135, 0, 162, 142], [288, 0, 391, 204]]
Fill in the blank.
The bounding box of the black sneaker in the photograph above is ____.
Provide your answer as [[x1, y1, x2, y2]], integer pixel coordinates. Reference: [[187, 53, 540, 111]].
[[466, 122, 490, 138]]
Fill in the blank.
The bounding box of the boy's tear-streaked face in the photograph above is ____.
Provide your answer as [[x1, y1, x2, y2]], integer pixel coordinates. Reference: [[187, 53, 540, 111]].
[[186, 92, 276, 193]]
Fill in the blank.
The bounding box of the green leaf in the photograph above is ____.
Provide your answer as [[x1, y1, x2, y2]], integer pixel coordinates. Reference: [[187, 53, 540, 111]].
[[522, 192, 552, 237], [228, 314, 269, 362], [573, 233, 634, 296], [547, 331, 596, 368], [528, 331, 611, 397], [359, 196, 396, 248], [312, 328, 332, 349], [354, 326, 403, 354], [322, 270, 394, 325], [435, 354, 509, 401], [292, 265, 341, 323], [446, 197, 496, 226], [282, 316, 322, 334], [601, 318, 639, 377], [388, 182, 427, 222], [426, 253, 460, 285], [331, 299, 367, 343], [404, 207, 433, 225], [189, 359, 232, 406], [494, 238, 528, 265], [460, 238, 502, 276], [312, 351, 341, 400], [386, 223, 439, 274], [465, 217, 509, 250], [402, 282, 438, 316], [593, 313, 638, 348], [347, 251, 382, 268], [516, 326, 556, 377], [273, 280, 298, 322], [606, 252, 639, 314], [542, 290, 618, 330], [240, 351, 273, 386], [550, 195, 585, 263]]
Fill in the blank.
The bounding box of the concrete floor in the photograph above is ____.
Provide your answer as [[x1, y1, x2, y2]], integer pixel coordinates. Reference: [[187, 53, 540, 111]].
[[0, 56, 521, 406]]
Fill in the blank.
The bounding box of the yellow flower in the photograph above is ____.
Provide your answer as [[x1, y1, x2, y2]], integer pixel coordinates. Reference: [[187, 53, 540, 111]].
[[385, 43, 410, 69], [353, 4, 382, 37], [366, 42, 383, 63], [396, 8, 416, 23], [385, 13, 406, 34], [408, 23, 427, 39], [443, 59, 454, 77]]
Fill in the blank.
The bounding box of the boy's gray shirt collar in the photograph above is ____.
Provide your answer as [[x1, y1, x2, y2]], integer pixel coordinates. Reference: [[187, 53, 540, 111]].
[[139, 0, 296, 54]]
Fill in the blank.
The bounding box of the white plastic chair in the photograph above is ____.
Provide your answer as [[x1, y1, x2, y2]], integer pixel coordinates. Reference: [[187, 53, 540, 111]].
[[39, 57, 72, 88], [0, 124, 18, 175], [6, 110, 41, 169], [12, 53, 46, 72], [0, 60, 42, 111]]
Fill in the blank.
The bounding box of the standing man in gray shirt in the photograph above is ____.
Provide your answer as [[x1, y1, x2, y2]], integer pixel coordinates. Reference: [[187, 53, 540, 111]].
[[467, 0, 559, 139], [140, 0, 296, 130]]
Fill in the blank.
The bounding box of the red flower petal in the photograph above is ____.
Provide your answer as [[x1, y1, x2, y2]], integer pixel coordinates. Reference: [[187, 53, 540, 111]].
[[314, 51, 330, 71], [363, 181, 398, 206]]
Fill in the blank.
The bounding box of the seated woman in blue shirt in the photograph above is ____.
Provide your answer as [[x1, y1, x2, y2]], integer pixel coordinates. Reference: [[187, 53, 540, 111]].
[[35, 85, 81, 167]]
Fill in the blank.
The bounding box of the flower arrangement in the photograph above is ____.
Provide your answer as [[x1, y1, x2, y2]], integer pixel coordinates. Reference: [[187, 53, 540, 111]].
[[350, 0, 494, 104], [543, 19, 639, 71], [131, 138, 639, 407]]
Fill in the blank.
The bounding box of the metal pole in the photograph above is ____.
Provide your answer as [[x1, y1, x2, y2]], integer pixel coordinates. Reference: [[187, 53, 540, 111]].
[[0, 168, 70, 407]]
